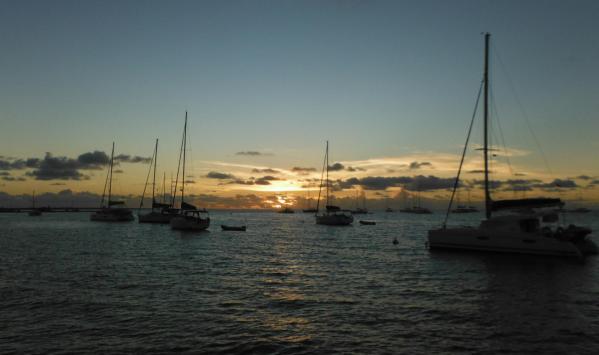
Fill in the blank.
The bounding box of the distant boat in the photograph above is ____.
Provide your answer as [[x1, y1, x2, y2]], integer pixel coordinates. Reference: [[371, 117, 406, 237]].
[[452, 190, 478, 213], [400, 206, 432, 214], [221, 225, 247, 231], [138, 139, 178, 223], [351, 190, 369, 214], [28, 191, 42, 216], [359, 220, 376, 225], [302, 188, 317, 213], [315, 141, 353, 226], [90, 142, 134, 222], [278, 207, 295, 214], [170, 112, 210, 231], [428, 33, 597, 257], [400, 189, 432, 214], [452, 205, 478, 213]]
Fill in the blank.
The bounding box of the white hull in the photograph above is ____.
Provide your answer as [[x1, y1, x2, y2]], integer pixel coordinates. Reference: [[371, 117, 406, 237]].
[[170, 216, 210, 231], [428, 227, 595, 258], [316, 214, 354, 226], [138, 211, 175, 224], [90, 209, 134, 222]]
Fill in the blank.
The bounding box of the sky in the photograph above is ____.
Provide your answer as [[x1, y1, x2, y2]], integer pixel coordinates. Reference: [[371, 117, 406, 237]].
[[1, 0, 599, 209]]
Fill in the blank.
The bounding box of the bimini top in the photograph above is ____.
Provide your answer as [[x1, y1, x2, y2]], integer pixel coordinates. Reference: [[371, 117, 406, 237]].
[[491, 198, 563, 211]]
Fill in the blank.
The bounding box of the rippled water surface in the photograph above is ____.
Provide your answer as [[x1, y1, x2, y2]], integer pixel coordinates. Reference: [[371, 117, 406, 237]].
[[1, 211, 599, 354]]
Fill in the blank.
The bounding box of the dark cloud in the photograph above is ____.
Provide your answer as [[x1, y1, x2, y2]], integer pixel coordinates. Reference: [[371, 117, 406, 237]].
[[251, 168, 280, 174], [236, 151, 272, 156], [328, 163, 345, 171], [50, 182, 66, 186], [1, 151, 150, 181], [536, 179, 578, 189], [0, 158, 40, 170], [113, 169, 124, 174], [346, 166, 366, 172], [77, 151, 109, 168], [26, 153, 89, 181], [114, 154, 152, 164], [292, 167, 316, 175], [336, 175, 454, 191], [409, 161, 432, 170], [184, 180, 196, 184], [407, 175, 455, 191], [575, 175, 592, 180], [206, 171, 236, 180], [254, 175, 281, 185], [469, 178, 578, 191], [467, 169, 485, 174]]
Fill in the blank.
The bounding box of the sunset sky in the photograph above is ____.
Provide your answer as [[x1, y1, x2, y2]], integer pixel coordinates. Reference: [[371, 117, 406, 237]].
[[1, 0, 598, 208]]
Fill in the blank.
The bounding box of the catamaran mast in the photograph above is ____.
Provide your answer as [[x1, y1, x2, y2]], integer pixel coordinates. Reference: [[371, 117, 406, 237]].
[[152, 139, 158, 206], [108, 142, 115, 207], [483, 33, 491, 219], [181, 112, 187, 206], [325, 140, 329, 207]]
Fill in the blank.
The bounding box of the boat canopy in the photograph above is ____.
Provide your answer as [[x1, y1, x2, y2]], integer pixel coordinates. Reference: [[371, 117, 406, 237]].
[[326, 205, 341, 211], [491, 198, 563, 211], [181, 201, 197, 210], [108, 200, 125, 206], [152, 201, 171, 209]]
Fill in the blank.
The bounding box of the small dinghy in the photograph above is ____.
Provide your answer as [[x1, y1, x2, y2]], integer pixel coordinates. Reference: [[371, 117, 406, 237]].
[[359, 220, 376, 225], [221, 225, 247, 231]]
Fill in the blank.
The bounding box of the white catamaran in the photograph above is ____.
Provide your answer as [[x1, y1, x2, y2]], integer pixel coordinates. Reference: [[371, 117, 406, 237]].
[[428, 33, 597, 258], [315, 141, 353, 226], [90, 142, 134, 222], [169, 112, 210, 231]]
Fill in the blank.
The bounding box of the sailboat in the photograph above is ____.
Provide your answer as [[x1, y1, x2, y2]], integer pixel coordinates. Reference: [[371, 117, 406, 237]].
[[351, 190, 368, 214], [428, 33, 597, 257], [169, 112, 210, 231], [90, 142, 134, 222], [452, 189, 478, 213], [315, 141, 353, 226], [138, 139, 178, 223], [400, 191, 432, 214], [302, 189, 317, 213], [28, 191, 42, 216]]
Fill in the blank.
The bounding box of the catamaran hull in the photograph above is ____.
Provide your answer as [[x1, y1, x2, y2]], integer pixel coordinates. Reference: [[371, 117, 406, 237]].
[[316, 214, 354, 226], [90, 211, 134, 222], [428, 228, 596, 257], [138, 211, 175, 224], [170, 216, 210, 231]]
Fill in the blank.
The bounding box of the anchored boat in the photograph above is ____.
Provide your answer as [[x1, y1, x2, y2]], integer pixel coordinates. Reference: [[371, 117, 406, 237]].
[[315, 141, 353, 226], [428, 33, 596, 258], [90, 142, 134, 222]]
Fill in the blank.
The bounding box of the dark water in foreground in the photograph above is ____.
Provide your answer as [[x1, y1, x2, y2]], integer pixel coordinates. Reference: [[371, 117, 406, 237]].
[[1, 211, 599, 354]]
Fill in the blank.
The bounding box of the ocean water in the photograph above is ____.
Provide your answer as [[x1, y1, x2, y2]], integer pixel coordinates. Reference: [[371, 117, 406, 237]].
[[1, 210, 598, 354]]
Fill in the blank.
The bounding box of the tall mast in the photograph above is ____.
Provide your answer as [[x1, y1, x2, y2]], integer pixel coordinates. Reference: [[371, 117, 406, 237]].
[[171, 112, 186, 208], [325, 140, 329, 207], [108, 142, 115, 206], [152, 139, 158, 206], [483, 33, 491, 219], [181, 112, 187, 205], [162, 172, 166, 204]]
